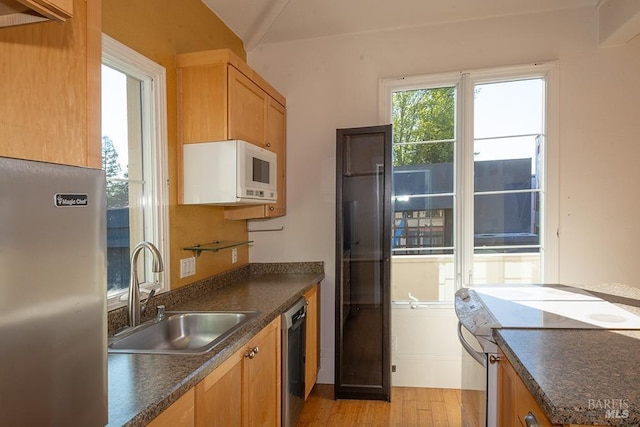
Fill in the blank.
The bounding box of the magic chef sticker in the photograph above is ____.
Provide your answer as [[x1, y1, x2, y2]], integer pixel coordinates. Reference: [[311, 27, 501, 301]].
[[55, 194, 89, 207]]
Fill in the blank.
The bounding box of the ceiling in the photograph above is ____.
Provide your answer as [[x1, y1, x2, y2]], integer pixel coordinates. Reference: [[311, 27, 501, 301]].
[[203, 0, 599, 51]]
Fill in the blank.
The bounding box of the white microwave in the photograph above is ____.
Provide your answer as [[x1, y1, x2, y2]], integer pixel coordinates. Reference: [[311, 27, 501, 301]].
[[183, 140, 277, 205]]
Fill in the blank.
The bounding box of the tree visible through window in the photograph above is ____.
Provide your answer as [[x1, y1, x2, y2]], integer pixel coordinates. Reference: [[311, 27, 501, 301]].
[[392, 87, 455, 166], [102, 136, 129, 209]]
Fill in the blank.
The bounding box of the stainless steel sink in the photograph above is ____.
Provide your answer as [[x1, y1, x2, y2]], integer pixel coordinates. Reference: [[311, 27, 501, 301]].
[[108, 311, 258, 354]]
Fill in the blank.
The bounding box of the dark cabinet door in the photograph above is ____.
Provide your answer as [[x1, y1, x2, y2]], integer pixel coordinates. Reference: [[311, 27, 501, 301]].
[[335, 125, 392, 401]]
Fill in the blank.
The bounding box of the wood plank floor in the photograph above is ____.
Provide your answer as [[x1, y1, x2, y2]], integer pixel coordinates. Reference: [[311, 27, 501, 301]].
[[296, 384, 462, 427]]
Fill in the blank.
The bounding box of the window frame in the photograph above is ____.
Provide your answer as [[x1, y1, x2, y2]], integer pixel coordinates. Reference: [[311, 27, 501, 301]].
[[380, 62, 559, 289], [102, 34, 170, 310]]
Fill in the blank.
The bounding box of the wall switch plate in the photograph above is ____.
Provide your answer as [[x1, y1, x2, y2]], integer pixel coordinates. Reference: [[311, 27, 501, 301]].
[[231, 248, 238, 264], [180, 257, 196, 278]]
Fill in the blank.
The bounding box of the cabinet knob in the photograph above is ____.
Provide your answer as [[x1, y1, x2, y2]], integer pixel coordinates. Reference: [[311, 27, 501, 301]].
[[265, 143, 272, 148], [269, 206, 275, 211], [244, 346, 259, 359], [524, 412, 539, 427], [489, 355, 501, 364]]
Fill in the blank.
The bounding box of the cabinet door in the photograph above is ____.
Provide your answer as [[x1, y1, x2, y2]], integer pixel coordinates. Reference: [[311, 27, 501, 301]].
[[148, 388, 195, 427], [265, 97, 286, 218], [178, 63, 228, 143], [195, 351, 243, 426], [223, 96, 286, 220], [498, 351, 518, 427], [304, 285, 319, 399], [498, 350, 554, 427], [228, 66, 267, 145], [243, 318, 280, 427]]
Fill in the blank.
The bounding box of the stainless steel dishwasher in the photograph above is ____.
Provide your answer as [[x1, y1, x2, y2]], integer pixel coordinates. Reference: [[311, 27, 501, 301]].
[[282, 297, 307, 427]]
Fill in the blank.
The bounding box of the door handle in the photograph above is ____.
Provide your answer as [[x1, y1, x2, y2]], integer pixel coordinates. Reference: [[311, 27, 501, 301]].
[[457, 322, 486, 367]]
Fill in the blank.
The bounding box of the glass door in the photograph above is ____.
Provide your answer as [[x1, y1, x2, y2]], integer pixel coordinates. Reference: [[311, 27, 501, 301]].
[[335, 125, 392, 401]]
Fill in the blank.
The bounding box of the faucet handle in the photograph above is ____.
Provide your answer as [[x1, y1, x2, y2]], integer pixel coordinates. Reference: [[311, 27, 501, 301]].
[[156, 305, 166, 321], [140, 288, 157, 316]]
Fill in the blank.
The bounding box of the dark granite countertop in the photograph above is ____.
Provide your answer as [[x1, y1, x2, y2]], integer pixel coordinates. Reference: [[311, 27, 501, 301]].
[[107, 263, 324, 427], [495, 328, 640, 426]]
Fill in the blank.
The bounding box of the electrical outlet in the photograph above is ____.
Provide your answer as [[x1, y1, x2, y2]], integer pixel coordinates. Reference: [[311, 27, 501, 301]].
[[180, 257, 196, 278], [231, 248, 238, 264]]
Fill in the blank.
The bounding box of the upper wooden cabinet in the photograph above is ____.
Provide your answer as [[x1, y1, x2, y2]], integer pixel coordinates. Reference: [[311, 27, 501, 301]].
[[0, 0, 73, 27], [0, 0, 99, 168], [228, 66, 267, 145], [176, 49, 287, 219]]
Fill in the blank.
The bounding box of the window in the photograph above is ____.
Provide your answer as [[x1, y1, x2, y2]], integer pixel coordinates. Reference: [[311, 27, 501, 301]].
[[382, 64, 558, 303], [102, 34, 169, 309]]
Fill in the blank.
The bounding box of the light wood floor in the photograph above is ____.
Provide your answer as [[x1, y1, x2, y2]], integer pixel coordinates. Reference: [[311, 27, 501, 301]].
[[297, 384, 462, 427]]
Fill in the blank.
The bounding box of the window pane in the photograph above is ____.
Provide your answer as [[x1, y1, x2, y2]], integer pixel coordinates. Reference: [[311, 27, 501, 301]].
[[392, 200, 453, 255], [102, 66, 130, 293], [474, 136, 541, 192], [392, 87, 455, 146], [474, 79, 544, 139], [102, 66, 146, 294], [394, 145, 454, 195], [474, 193, 540, 251]]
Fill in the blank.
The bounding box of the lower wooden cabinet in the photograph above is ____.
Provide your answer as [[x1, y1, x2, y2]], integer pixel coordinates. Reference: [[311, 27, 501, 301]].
[[148, 388, 195, 427], [194, 349, 243, 425], [195, 317, 281, 427], [498, 350, 555, 427], [304, 284, 320, 399], [498, 351, 610, 427]]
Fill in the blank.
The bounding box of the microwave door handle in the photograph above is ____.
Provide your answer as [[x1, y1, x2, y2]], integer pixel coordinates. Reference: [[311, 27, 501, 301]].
[[457, 321, 487, 368]]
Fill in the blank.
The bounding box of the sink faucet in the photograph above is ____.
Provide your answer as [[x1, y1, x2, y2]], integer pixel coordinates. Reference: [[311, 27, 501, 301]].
[[128, 241, 164, 327]]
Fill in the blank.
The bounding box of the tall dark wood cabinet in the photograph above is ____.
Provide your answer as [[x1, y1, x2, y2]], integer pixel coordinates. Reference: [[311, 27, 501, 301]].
[[335, 125, 392, 401]]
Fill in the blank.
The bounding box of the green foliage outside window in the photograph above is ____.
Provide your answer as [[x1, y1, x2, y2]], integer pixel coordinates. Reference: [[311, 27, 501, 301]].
[[392, 87, 455, 166], [102, 135, 129, 209]]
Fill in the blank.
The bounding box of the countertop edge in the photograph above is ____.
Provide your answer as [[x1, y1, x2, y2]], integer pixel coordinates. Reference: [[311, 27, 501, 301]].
[[109, 271, 324, 427]]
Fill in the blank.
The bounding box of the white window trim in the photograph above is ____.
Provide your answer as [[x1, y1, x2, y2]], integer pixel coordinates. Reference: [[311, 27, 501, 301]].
[[102, 34, 170, 310], [380, 62, 559, 285]]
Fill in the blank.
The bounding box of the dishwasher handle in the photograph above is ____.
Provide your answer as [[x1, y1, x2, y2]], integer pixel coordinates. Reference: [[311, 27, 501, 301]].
[[457, 321, 487, 368]]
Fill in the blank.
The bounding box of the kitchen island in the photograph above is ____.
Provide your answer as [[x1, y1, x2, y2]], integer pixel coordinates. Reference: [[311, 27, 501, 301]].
[[107, 263, 324, 427], [495, 328, 640, 426]]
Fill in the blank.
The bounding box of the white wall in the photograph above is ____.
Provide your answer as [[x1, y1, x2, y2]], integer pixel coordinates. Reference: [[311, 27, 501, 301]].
[[247, 7, 640, 385]]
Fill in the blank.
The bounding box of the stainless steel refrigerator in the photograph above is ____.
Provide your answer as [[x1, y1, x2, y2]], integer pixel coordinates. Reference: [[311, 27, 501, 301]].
[[0, 156, 108, 426]]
